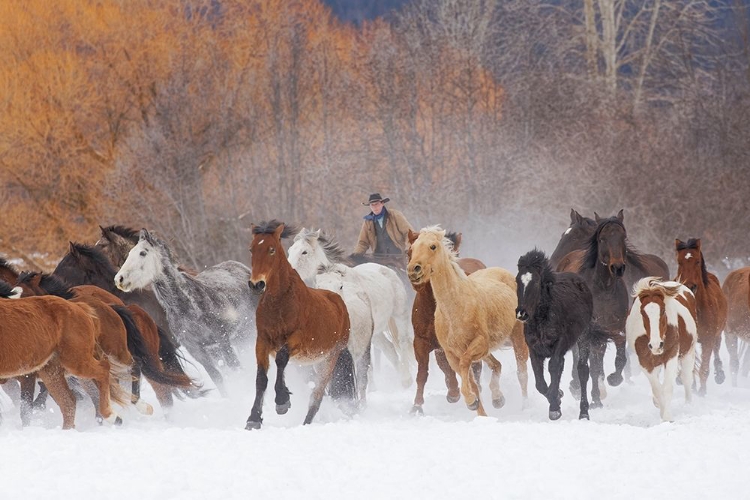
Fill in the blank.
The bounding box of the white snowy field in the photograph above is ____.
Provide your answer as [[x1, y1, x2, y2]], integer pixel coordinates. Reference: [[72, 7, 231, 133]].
[[2, 344, 749, 500]]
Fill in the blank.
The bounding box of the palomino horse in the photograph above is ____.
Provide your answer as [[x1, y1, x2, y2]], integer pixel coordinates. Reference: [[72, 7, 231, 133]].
[[16, 272, 198, 415], [722, 267, 750, 384], [675, 239, 727, 394], [407, 229, 528, 415], [559, 212, 631, 401], [407, 226, 518, 416], [626, 278, 697, 421], [0, 280, 126, 429], [246, 221, 356, 429], [288, 228, 414, 387], [516, 249, 609, 420], [115, 229, 257, 396], [53, 242, 197, 401]]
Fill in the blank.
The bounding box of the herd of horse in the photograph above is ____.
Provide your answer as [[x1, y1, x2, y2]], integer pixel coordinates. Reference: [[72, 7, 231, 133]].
[[0, 209, 749, 429]]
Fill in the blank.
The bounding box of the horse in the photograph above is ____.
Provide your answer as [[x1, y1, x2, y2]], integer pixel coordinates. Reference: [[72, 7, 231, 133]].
[[246, 221, 356, 429], [316, 264, 374, 403], [407, 229, 528, 415], [288, 228, 414, 387], [0, 279, 126, 429], [15, 272, 199, 415], [53, 242, 198, 400], [115, 229, 257, 396], [516, 249, 609, 420], [675, 239, 727, 395], [722, 267, 750, 385], [407, 226, 519, 417], [626, 278, 697, 422], [558, 212, 632, 400]]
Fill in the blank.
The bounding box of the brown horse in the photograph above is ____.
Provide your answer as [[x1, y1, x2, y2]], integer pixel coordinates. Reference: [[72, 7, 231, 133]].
[[675, 239, 728, 395], [407, 226, 519, 417], [407, 230, 528, 415], [246, 221, 356, 430], [0, 280, 125, 429], [722, 267, 750, 384]]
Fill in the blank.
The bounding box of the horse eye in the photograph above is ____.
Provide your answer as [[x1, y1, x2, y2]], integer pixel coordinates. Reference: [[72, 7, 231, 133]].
[[139, 251, 147, 257], [302, 251, 308, 255], [430, 245, 436, 250], [270, 248, 276, 255]]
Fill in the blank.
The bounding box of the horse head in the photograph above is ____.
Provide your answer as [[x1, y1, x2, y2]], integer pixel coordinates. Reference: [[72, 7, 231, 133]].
[[54, 242, 119, 293], [586, 210, 627, 278], [96, 225, 140, 268], [675, 238, 707, 294], [550, 209, 598, 267], [407, 226, 455, 286], [115, 229, 166, 292], [288, 228, 328, 282], [248, 220, 297, 295], [633, 278, 686, 355], [515, 249, 553, 322]]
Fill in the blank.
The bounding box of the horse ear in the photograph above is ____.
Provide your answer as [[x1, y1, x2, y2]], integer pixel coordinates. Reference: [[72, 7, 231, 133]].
[[571, 209, 582, 225], [694, 239, 701, 251], [98, 225, 111, 240], [69, 241, 79, 257], [273, 224, 285, 239], [594, 212, 601, 223], [675, 238, 683, 249], [616, 209, 624, 222], [139, 228, 152, 243], [314, 229, 321, 239], [437, 229, 446, 239], [407, 229, 419, 244], [454, 233, 463, 252]]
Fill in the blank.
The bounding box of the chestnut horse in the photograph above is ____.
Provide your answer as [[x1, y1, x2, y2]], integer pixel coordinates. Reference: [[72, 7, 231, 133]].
[[407, 229, 528, 415], [626, 278, 697, 421], [246, 221, 356, 430], [407, 226, 519, 417], [675, 239, 727, 394], [722, 267, 750, 385], [0, 280, 125, 429]]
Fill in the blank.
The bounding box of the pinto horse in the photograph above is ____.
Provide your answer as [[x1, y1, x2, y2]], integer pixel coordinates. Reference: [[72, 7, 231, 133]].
[[516, 249, 610, 420], [0, 280, 125, 429], [675, 239, 727, 394], [722, 267, 750, 384], [626, 278, 697, 421], [407, 226, 519, 416], [246, 221, 356, 429], [407, 229, 528, 415]]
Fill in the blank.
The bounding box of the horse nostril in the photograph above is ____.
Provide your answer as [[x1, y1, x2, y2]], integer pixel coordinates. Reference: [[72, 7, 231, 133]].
[[659, 341, 664, 349], [414, 265, 421, 273], [118, 275, 123, 283], [648, 343, 653, 350]]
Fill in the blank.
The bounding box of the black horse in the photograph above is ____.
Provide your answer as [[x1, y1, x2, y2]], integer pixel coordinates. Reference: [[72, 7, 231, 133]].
[[516, 249, 607, 420]]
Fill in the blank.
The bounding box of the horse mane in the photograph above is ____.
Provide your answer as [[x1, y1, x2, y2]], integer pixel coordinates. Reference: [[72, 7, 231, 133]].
[[0, 279, 19, 299], [317, 263, 345, 276], [445, 231, 460, 249], [676, 238, 709, 286], [17, 271, 77, 300], [518, 249, 556, 284], [297, 228, 348, 264], [0, 257, 19, 274], [582, 217, 626, 270], [103, 224, 140, 243], [632, 277, 685, 299], [69, 242, 119, 278], [252, 220, 300, 239]]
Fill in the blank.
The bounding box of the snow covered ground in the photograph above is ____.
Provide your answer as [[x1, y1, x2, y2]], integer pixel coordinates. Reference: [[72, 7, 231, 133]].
[[2, 344, 749, 500]]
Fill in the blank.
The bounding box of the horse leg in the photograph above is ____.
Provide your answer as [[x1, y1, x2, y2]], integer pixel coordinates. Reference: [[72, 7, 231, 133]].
[[529, 351, 548, 397], [411, 337, 431, 413], [274, 346, 292, 415], [510, 322, 529, 404], [569, 344, 581, 398], [644, 366, 664, 418], [741, 339, 750, 377], [78, 378, 103, 423], [713, 332, 725, 385], [221, 337, 242, 370], [588, 338, 606, 408], [482, 354, 505, 409], [661, 357, 679, 422], [32, 382, 49, 410], [726, 332, 739, 386], [607, 333, 626, 387], [151, 382, 175, 417], [697, 337, 713, 396], [304, 352, 339, 425], [356, 344, 371, 407], [680, 349, 695, 405], [246, 341, 271, 430], [435, 349, 460, 404], [194, 349, 227, 398], [129, 364, 153, 415], [19, 374, 36, 427], [547, 349, 565, 421], [458, 337, 489, 416], [388, 317, 413, 388], [576, 338, 591, 420], [37, 360, 77, 430], [83, 356, 122, 426], [472, 362, 483, 395], [371, 331, 402, 385]]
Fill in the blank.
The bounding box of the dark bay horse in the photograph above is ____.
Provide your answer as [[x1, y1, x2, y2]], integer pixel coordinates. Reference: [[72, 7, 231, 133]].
[[0, 280, 125, 429], [246, 221, 356, 429], [722, 267, 750, 384], [407, 229, 528, 414], [516, 249, 611, 419], [559, 212, 631, 400], [675, 239, 727, 394]]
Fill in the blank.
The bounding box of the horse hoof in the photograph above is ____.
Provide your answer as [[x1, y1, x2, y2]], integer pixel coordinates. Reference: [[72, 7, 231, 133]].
[[446, 393, 460, 404], [276, 400, 291, 415], [410, 405, 424, 416], [135, 400, 154, 416], [114, 416, 123, 427], [569, 382, 581, 399], [715, 371, 726, 385], [245, 420, 262, 430], [492, 396, 506, 409], [607, 373, 623, 387], [467, 399, 480, 411], [579, 411, 590, 420], [590, 400, 603, 409], [549, 410, 562, 421]]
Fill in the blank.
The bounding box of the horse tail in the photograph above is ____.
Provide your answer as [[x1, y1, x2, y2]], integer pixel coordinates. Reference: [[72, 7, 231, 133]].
[[97, 343, 131, 407], [329, 348, 357, 401], [155, 326, 206, 398], [112, 306, 199, 390]]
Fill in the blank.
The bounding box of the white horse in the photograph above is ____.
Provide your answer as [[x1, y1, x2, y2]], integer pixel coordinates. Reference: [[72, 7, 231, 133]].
[[288, 228, 414, 387], [114, 229, 257, 396], [316, 265, 374, 402]]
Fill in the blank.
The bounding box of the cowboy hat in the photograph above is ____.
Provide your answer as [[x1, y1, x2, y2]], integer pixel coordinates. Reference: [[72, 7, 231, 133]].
[[363, 193, 390, 206]]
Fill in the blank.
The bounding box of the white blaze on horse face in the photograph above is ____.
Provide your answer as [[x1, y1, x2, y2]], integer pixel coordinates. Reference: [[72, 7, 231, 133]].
[[115, 240, 163, 292], [564, 227, 572, 235], [685, 252, 692, 260], [644, 302, 663, 354], [520, 272, 533, 295]]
